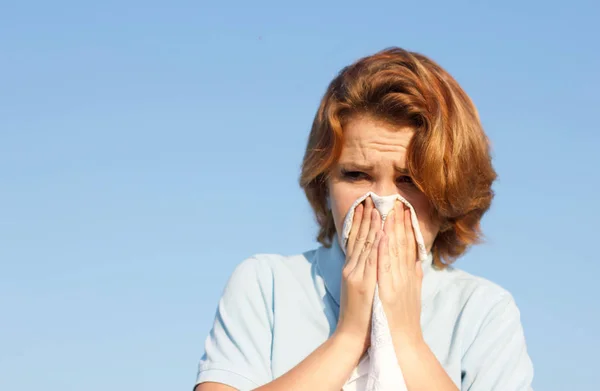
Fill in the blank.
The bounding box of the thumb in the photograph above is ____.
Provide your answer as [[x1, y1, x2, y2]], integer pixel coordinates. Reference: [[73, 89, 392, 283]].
[[415, 259, 423, 279]]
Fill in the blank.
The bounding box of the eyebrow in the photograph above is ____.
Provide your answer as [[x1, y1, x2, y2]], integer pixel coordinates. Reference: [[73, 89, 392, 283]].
[[338, 162, 410, 175]]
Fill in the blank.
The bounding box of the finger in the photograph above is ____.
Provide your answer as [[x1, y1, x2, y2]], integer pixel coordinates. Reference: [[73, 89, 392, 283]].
[[357, 198, 374, 248], [404, 206, 417, 271], [346, 203, 363, 259], [394, 201, 403, 254], [348, 199, 373, 271], [396, 204, 408, 275], [382, 205, 394, 245], [415, 259, 423, 280], [383, 203, 395, 245], [377, 232, 393, 288], [365, 230, 383, 284], [384, 206, 400, 279], [356, 208, 380, 275]]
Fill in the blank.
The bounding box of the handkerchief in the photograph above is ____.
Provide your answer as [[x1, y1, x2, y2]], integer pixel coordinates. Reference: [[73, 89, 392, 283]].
[[339, 192, 429, 391]]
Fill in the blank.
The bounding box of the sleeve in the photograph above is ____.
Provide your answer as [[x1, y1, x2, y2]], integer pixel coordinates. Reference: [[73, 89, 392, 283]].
[[461, 293, 534, 391], [195, 256, 274, 391]]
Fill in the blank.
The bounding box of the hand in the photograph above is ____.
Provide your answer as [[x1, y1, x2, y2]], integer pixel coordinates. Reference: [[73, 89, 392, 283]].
[[377, 201, 424, 346], [334, 197, 383, 354]]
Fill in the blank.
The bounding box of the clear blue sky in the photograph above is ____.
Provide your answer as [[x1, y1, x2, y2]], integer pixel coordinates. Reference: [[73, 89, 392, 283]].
[[1, 1, 598, 390]]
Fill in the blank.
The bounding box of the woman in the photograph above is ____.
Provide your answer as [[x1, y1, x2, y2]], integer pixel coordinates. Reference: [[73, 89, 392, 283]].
[[195, 47, 534, 391]]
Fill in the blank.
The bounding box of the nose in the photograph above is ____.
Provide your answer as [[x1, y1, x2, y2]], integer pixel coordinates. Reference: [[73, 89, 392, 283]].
[[372, 180, 398, 198]]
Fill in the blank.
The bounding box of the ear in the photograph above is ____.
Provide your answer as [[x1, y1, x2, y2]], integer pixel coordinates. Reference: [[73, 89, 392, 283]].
[[439, 219, 452, 232]]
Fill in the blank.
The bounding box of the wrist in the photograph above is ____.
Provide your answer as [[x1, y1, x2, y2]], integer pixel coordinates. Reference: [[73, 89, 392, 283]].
[[392, 329, 426, 353], [331, 330, 368, 358]]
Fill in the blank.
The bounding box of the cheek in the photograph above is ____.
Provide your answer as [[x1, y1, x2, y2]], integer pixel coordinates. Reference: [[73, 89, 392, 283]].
[[331, 197, 352, 236], [327, 183, 441, 248], [328, 186, 361, 237], [409, 195, 441, 248]]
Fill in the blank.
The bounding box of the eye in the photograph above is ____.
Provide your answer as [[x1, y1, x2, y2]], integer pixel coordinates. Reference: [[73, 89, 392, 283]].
[[396, 176, 414, 185], [341, 170, 368, 181]]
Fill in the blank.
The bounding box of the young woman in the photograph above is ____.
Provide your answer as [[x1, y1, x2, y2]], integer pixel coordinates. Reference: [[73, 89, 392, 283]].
[[195, 47, 534, 391]]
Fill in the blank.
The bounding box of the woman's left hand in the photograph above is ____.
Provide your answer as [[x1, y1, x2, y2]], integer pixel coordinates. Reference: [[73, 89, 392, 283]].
[[377, 200, 424, 346]]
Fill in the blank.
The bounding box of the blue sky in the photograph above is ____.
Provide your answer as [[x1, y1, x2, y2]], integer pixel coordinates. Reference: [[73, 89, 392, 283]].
[[1, 1, 599, 390]]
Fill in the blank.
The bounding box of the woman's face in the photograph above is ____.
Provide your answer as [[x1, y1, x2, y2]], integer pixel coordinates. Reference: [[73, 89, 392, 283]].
[[327, 115, 441, 252]]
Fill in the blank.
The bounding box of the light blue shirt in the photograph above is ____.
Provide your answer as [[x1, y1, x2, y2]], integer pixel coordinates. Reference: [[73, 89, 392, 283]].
[[196, 236, 534, 390]]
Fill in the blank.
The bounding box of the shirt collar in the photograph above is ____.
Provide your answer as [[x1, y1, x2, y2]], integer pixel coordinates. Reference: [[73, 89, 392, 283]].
[[315, 234, 438, 307]]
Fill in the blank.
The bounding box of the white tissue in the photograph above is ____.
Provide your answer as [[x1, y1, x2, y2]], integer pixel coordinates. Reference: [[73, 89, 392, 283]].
[[340, 192, 428, 391]]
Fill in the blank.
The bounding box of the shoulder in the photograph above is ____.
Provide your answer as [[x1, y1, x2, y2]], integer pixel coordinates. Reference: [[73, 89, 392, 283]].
[[233, 248, 318, 276], [225, 249, 319, 296], [435, 268, 534, 388], [214, 250, 318, 335], [434, 264, 517, 307], [430, 265, 527, 350]]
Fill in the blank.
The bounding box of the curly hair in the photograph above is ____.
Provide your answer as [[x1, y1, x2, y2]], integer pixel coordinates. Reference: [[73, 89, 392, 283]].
[[299, 47, 497, 267]]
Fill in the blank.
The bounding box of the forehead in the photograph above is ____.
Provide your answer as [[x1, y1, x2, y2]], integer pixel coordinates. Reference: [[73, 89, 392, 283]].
[[339, 116, 414, 161]]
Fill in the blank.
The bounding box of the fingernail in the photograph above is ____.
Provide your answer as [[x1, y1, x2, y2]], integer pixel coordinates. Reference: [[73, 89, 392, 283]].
[[372, 208, 378, 219]]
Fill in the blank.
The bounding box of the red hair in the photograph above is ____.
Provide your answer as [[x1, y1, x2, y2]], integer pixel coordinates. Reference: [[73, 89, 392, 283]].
[[299, 47, 497, 267]]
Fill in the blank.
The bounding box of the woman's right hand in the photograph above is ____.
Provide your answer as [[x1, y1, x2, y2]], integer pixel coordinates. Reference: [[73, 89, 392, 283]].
[[334, 197, 382, 354]]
